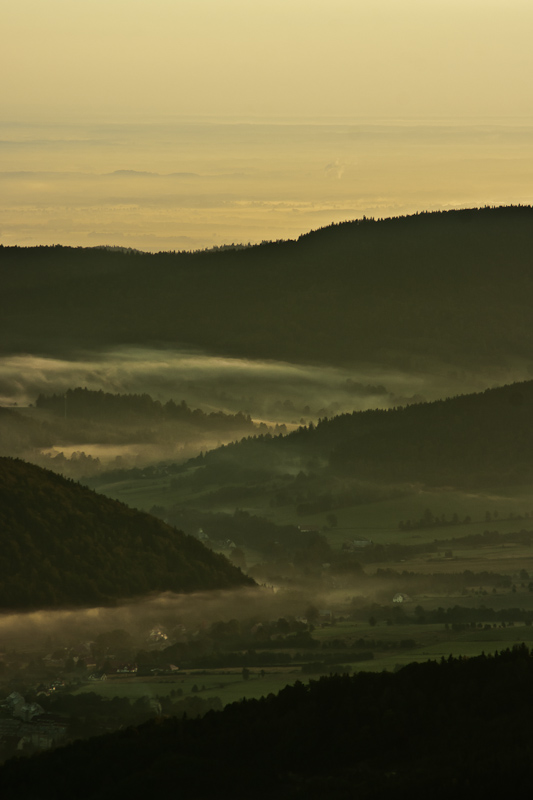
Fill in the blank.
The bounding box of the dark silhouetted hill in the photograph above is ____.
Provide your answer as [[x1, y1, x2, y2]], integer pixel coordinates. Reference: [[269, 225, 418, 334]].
[[3, 206, 533, 367], [0, 457, 253, 609], [2, 645, 533, 799]]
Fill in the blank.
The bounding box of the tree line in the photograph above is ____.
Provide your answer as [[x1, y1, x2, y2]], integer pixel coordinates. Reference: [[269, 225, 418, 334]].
[[36, 387, 255, 431]]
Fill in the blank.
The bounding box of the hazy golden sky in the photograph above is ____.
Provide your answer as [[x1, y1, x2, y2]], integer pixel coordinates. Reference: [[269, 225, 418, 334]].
[[3, 0, 533, 120], [2, 1, 533, 249]]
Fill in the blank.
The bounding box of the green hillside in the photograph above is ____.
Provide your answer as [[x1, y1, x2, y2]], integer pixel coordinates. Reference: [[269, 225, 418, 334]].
[[83, 379, 533, 567], [0, 457, 253, 610], [3, 205, 533, 368]]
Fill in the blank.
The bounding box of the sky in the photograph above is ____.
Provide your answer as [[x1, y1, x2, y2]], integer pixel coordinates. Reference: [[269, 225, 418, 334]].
[[2, 1, 533, 249], [3, 0, 533, 121]]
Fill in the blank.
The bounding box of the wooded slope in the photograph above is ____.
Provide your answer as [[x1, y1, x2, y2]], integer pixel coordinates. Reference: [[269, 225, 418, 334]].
[[0, 457, 253, 609], [2, 205, 533, 367], [185, 378, 533, 490]]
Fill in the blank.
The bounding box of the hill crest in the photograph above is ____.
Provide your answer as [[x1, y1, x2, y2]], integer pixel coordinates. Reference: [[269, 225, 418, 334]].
[[3, 205, 533, 368], [0, 457, 253, 610]]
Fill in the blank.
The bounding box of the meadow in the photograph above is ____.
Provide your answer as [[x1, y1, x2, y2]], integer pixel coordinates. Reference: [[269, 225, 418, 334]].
[[70, 604, 533, 709]]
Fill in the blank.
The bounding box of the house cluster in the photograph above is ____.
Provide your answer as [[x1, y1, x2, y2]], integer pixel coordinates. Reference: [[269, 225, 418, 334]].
[[393, 593, 408, 604], [0, 692, 68, 752], [149, 664, 180, 676], [36, 679, 65, 697], [115, 662, 138, 674], [342, 538, 373, 551], [147, 627, 168, 643], [88, 672, 107, 682], [43, 641, 98, 674], [195, 530, 237, 551], [89, 662, 138, 681], [4, 692, 43, 722]]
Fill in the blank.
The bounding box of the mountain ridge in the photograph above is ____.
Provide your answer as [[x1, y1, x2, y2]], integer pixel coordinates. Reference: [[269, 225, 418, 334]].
[[2, 205, 533, 368]]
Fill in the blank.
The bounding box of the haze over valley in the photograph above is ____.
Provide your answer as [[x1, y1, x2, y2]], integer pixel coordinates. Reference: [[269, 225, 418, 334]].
[[3, 117, 533, 252], [3, 0, 533, 793], [3, 205, 533, 792]]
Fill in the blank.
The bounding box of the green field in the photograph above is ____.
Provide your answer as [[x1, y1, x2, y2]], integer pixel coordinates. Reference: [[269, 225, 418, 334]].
[[73, 669, 303, 706], [97, 477, 533, 549], [99, 478, 173, 512], [71, 472, 533, 716], [72, 613, 533, 708]]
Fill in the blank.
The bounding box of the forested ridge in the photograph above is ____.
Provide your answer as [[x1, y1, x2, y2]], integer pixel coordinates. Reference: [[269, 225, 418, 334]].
[[2, 645, 533, 799], [0, 457, 253, 609], [0, 388, 259, 482], [188, 378, 533, 490], [3, 205, 533, 367], [35, 387, 254, 429]]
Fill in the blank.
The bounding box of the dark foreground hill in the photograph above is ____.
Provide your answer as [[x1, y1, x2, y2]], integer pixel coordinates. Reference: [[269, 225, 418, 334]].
[[3, 205, 533, 368], [2, 646, 533, 799], [0, 458, 253, 609]]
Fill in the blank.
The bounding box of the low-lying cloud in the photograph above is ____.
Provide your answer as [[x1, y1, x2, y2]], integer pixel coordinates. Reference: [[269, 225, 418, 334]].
[[1, 346, 530, 424]]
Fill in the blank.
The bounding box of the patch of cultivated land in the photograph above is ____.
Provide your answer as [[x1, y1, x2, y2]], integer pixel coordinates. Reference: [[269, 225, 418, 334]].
[[98, 478, 173, 510], [73, 668, 304, 705], [95, 476, 533, 540], [69, 607, 533, 709], [367, 548, 533, 575]]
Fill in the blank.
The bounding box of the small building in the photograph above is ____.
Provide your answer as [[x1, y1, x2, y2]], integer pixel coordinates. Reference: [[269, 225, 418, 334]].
[[342, 538, 373, 551], [352, 538, 373, 549], [88, 672, 107, 682], [116, 663, 138, 674], [5, 691, 24, 710], [393, 593, 408, 604], [147, 628, 168, 643], [15, 703, 44, 723]]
